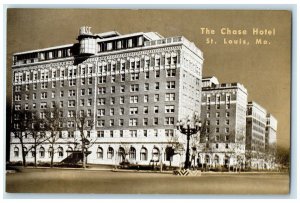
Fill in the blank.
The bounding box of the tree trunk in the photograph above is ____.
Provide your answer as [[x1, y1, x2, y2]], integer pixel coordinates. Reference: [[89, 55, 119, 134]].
[[82, 141, 86, 169], [20, 138, 26, 167], [34, 145, 37, 167], [50, 143, 54, 168]]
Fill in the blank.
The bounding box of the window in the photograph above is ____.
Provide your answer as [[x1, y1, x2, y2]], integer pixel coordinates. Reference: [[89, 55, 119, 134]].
[[110, 119, 114, 126], [140, 147, 147, 161], [24, 104, 29, 110], [81, 78, 86, 85], [215, 143, 219, 149], [145, 71, 149, 79], [153, 117, 158, 125], [130, 107, 138, 115], [154, 106, 159, 114], [155, 82, 160, 90], [81, 89, 85, 96], [119, 108, 124, 115], [98, 87, 106, 94], [88, 88, 92, 95], [67, 121, 75, 128], [120, 74, 125, 82], [166, 81, 176, 89], [120, 85, 125, 93], [143, 118, 148, 126], [165, 117, 174, 125], [154, 94, 159, 102], [129, 118, 138, 126], [144, 83, 149, 91], [155, 70, 160, 78], [165, 129, 174, 137], [226, 104, 230, 109], [60, 91, 64, 97], [226, 120, 230, 125], [111, 75, 115, 83], [41, 82, 48, 89], [97, 147, 103, 159], [152, 148, 160, 161], [166, 69, 176, 77], [40, 102, 47, 109], [143, 106, 148, 114], [130, 130, 137, 137], [98, 76, 106, 84], [68, 131, 74, 138], [215, 128, 219, 133], [144, 95, 149, 103], [120, 96, 125, 104], [225, 135, 230, 141], [98, 98, 105, 105], [88, 77, 93, 85], [58, 147, 63, 157], [216, 120, 220, 125], [119, 119, 124, 126], [69, 79, 76, 86], [165, 105, 175, 113], [14, 147, 19, 157], [225, 143, 229, 149], [165, 93, 175, 101], [130, 96, 138, 103], [120, 130, 123, 137], [41, 92, 47, 99], [97, 120, 105, 127], [107, 147, 114, 159], [97, 109, 105, 117], [215, 135, 220, 141], [130, 84, 139, 92], [80, 99, 85, 106], [68, 90, 76, 97], [216, 112, 220, 118], [131, 73, 139, 81], [111, 86, 115, 93], [87, 99, 92, 106], [110, 97, 115, 105], [129, 147, 136, 160], [225, 127, 229, 133], [110, 108, 115, 116], [97, 131, 104, 138], [68, 100, 76, 107], [206, 112, 210, 118]]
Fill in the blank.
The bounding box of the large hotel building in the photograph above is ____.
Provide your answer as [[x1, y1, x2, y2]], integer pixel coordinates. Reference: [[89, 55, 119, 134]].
[[10, 27, 203, 166]]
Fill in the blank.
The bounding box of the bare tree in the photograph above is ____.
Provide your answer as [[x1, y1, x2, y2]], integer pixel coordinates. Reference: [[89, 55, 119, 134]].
[[43, 104, 65, 168], [74, 111, 95, 168], [167, 133, 184, 167], [10, 109, 33, 167]]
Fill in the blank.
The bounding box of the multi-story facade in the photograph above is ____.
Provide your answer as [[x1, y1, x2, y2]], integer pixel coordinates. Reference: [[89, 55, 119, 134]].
[[10, 26, 203, 167], [198, 77, 248, 169], [264, 113, 278, 169], [246, 101, 267, 169]]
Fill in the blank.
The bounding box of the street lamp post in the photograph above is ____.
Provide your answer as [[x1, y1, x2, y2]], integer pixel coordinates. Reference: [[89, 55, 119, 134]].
[[176, 119, 202, 169]]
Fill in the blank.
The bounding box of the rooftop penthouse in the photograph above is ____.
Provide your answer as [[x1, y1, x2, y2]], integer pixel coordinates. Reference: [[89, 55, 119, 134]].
[[12, 26, 202, 67]]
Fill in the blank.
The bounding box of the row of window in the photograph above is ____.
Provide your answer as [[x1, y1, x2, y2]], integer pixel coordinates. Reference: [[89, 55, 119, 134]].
[[13, 58, 178, 83], [206, 112, 231, 118], [205, 127, 231, 134], [205, 119, 230, 126], [13, 69, 177, 87], [206, 103, 231, 110], [206, 94, 231, 103], [13, 145, 164, 162]]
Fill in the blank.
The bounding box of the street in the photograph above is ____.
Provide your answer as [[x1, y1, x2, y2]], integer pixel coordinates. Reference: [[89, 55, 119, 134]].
[[6, 168, 289, 194]]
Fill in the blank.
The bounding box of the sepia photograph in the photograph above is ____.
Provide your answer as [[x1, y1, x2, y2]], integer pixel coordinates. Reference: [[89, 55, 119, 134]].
[[5, 8, 292, 195]]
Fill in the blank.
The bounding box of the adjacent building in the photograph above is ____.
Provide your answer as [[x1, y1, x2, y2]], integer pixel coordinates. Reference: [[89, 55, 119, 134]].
[[10, 26, 204, 167], [246, 101, 267, 169], [198, 77, 248, 168], [265, 113, 278, 169]]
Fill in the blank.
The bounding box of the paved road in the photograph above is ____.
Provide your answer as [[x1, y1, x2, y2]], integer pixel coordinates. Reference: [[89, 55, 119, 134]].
[[5, 168, 289, 194]]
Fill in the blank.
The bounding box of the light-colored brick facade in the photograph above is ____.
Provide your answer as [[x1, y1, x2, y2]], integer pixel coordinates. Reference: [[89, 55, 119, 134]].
[[10, 27, 203, 167]]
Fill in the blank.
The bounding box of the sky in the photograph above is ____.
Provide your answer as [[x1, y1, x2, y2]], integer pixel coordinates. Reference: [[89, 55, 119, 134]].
[[6, 9, 291, 149]]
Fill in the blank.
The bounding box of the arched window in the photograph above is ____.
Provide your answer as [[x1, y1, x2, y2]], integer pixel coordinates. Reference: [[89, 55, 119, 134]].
[[31, 146, 36, 157], [140, 147, 147, 161], [107, 147, 114, 159], [214, 155, 219, 164], [23, 147, 28, 157], [224, 155, 230, 166], [129, 147, 136, 160], [58, 147, 63, 157], [118, 147, 125, 162], [48, 147, 53, 158], [39, 147, 45, 158], [152, 147, 160, 161], [14, 146, 19, 157], [205, 155, 210, 164], [97, 147, 103, 159], [67, 146, 73, 157]]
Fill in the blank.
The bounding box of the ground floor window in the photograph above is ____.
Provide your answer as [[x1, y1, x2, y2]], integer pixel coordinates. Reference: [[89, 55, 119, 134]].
[[129, 147, 136, 160], [107, 147, 114, 159], [97, 147, 103, 159], [58, 147, 64, 157], [39, 147, 45, 158], [140, 147, 147, 161], [48, 147, 53, 158], [14, 147, 19, 157], [152, 147, 160, 161]]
